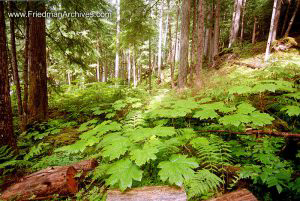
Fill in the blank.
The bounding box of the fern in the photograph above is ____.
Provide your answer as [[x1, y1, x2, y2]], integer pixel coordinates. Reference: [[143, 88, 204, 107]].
[[158, 154, 198, 186], [24, 142, 50, 160], [106, 159, 143, 191], [185, 169, 223, 199]]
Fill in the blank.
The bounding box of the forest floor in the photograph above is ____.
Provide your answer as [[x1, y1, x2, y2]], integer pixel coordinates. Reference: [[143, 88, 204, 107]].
[[1, 41, 300, 201]]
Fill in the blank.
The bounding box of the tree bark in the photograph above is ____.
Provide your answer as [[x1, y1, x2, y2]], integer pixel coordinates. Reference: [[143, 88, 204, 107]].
[[284, 0, 300, 37], [157, 0, 164, 83], [0, 166, 78, 201], [195, 0, 204, 88], [133, 48, 137, 88], [115, 0, 120, 79], [252, 16, 257, 44], [28, 1, 48, 124], [208, 189, 257, 201], [9, 1, 23, 126], [127, 49, 131, 86], [149, 39, 152, 92], [265, 0, 279, 62], [281, 0, 291, 36], [272, 0, 282, 41], [172, 1, 180, 88], [23, 1, 30, 128], [229, 0, 243, 48], [107, 186, 186, 201], [0, 1, 17, 149], [212, 0, 221, 67], [178, 0, 191, 89], [240, 0, 247, 42], [190, 0, 198, 84]]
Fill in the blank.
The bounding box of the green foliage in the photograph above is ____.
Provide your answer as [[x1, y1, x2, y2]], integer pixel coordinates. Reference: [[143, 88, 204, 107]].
[[185, 169, 223, 199], [130, 144, 159, 166], [158, 155, 198, 186], [281, 105, 300, 116], [24, 142, 50, 161], [106, 159, 143, 191]]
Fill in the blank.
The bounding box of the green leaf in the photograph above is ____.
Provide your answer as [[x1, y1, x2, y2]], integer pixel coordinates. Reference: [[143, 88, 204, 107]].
[[281, 105, 300, 116], [219, 114, 251, 127], [190, 137, 209, 148], [101, 136, 132, 161], [276, 184, 283, 194], [250, 111, 275, 126], [130, 144, 159, 166], [237, 103, 256, 114], [158, 155, 198, 186], [228, 86, 252, 95], [106, 159, 143, 191], [194, 109, 219, 120]]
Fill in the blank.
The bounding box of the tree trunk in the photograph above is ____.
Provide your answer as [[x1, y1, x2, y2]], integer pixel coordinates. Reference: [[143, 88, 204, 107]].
[[67, 72, 71, 85], [167, 0, 173, 65], [240, 0, 247, 42], [190, 0, 198, 83], [149, 39, 152, 92], [157, 0, 164, 83], [195, 0, 204, 88], [272, 0, 282, 41], [212, 0, 221, 67], [8, 1, 24, 131], [0, 1, 17, 149], [107, 186, 186, 201], [28, 1, 48, 124], [172, 1, 180, 88], [127, 49, 131, 86], [208, 3, 214, 64], [115, 0, 120, 79], [284, 0, 300, 37], [229, 0, 243, 48], [133, 49, 137, 88], [265, 0, 279, 62], [178, 0, 191, 89], [252, 16, 257, 44], [23, 1, 30, 129], [281, 0, 291, 36]]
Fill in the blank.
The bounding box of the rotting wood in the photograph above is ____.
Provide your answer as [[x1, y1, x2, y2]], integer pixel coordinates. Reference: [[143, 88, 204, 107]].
[[0, 166, 78, 201], [208, 188, 257, 201], [232, 61, 262, 69], [195, 130, 300, 138], [71, 158, 98, 172], [106, 186, 187, 201]]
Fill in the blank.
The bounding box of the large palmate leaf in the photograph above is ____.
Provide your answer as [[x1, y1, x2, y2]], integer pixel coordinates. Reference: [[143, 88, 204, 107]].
[[281, 105, 300, 116], [219, 113, 251, 127], [130, 144, 159, 166], [106, 159, 143, 191], [237, 102, 256, 114], [126, 126, 176, 142], [158, 155, 198, 186], [193, 109, 219, 120], [101, 136, 132, 161], [250, 111, 275, 126]]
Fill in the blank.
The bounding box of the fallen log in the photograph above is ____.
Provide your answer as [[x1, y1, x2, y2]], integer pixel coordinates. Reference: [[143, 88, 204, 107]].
[[0, 166, 78, 201], [106, 186, 187, 201], [71, 158, 98, 178], [208, 188, 257, 201], [195, 130, 300, 138]]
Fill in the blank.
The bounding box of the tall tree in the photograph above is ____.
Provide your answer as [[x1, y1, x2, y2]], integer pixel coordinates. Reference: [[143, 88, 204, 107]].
[[127, 49, 131, 86], [272, 0, 282, 41], [195, 0, 204, 88], [157, 0, 164, 83], [23, 1, 30, 128], [212, 0, 221, 67], [284, 0, 300, 36], [28, 1, 48, 124], [0, 1, 17, 148], [178, 0, 191, 89], [172, 1, 180, 88], [115, 0, 120, 79], [281, 0, 291, 36], [229, 0, 243, 48], [252, 16, 257, 44], [9, 1, 23, 128], [265, 0, 279, 62], [190, 0, 198, 83], [240, 0, 247, 42]]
